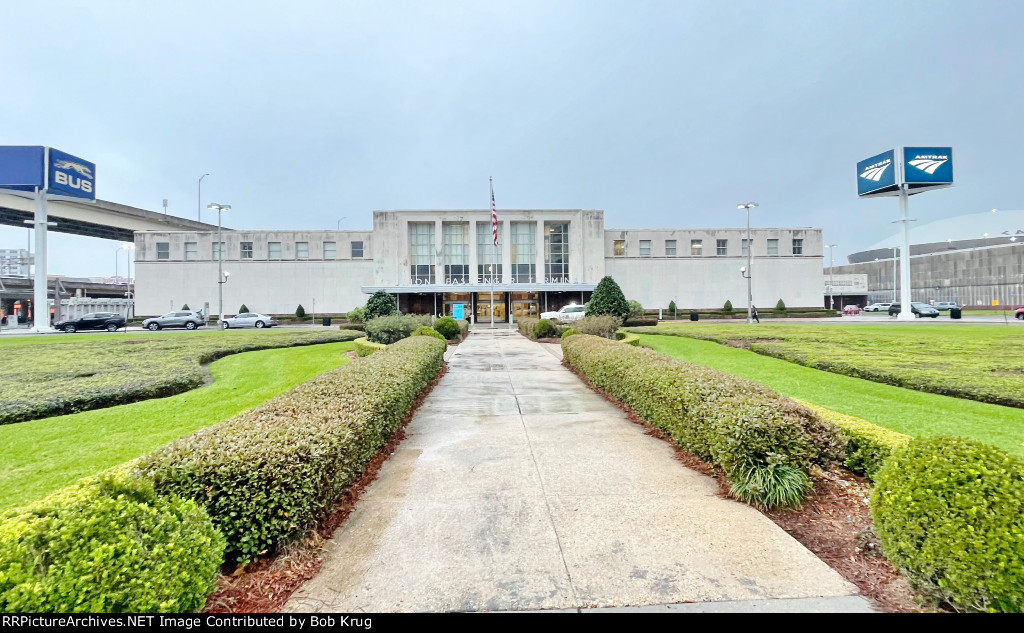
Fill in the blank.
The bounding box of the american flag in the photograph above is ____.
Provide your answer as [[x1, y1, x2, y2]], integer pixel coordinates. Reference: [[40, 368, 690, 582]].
[[490, 177, 498, 247]]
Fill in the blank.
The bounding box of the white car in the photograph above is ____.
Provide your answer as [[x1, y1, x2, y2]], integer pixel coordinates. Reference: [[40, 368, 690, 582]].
[[540, 304, 586, 323], [220, 312, 279, 329], [864, 302, 892, 312]]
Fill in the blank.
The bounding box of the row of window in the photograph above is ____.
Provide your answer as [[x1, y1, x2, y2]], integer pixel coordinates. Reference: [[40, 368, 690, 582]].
[[156, 241, 365, 261], [614, 238, 804, 257]]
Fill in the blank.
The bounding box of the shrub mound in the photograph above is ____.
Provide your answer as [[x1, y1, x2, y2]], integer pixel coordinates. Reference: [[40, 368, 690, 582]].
[[562, 335, 843, 508], [433, 316, 461, 341], [138, 336, 446, 562], [363, 290, 398, 321], [364, 314, 424, 344], [561, 328, 581, 339], [534, 319, 557, 339], [0, 465, 224, 613], [412, 325, 447, 342], [797, 400, 911, 479], [871, 437, 1024, 612], [518, 317, 540, 339], [354, 337, 387, 356], [575, 315, 622, 339], [615, 332, 640, 346]]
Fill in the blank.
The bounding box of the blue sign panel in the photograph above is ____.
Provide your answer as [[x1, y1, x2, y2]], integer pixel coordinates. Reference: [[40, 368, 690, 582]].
[[903, 147, 952, 186], [47, 147, 95, 199], [857, 149, 897, 197], [452, 303, 464, 320], [0, 146, 45, 191]]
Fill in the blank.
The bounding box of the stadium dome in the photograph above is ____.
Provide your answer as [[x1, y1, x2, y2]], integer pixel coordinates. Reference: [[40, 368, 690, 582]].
[[863, 209, 1024, 252]]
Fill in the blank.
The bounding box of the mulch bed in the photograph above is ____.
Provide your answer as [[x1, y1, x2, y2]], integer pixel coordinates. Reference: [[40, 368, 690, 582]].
[[201, 363, 449, 614], [565, 363, 942, 614]]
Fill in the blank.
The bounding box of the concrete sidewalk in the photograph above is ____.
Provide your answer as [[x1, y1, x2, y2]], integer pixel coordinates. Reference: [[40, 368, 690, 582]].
[[285, 330, 871, 613]]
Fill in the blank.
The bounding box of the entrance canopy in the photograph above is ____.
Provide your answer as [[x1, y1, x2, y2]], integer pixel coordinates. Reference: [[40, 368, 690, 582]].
[[360, 282, 597, 294]]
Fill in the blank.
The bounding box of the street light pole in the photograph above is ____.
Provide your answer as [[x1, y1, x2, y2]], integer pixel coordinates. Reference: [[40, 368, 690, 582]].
[[892, 246, 898, 303], [827, 244, 837, 312], [336, 216, 347, 230], [198, 174, 209, 222], [208, 203, 231, 323], [737, 202, 758, 323]]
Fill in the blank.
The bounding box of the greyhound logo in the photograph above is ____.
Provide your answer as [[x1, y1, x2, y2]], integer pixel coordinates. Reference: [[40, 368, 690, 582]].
[[908, 156, 948, 175], [54, 159, 94, 179], [859, 160, 891, 182]]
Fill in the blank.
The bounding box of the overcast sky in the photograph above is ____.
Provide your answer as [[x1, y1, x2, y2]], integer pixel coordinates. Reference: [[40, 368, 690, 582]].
[[2, 0, 1021, 277]]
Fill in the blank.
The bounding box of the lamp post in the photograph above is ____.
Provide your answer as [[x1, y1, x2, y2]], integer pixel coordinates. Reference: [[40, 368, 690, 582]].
[[336, 216, 347, 230], [207, 203, 231, 323], [892, 246, 898, 303], [737, 202, 758, 323], [826, 244, 837, 312], [197, 174, 209, 222]]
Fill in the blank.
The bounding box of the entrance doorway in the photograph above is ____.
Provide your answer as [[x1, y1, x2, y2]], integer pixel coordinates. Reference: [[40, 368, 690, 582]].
[[475, 292, 506, 323]]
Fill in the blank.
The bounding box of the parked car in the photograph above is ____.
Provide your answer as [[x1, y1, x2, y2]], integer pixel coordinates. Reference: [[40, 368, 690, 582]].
[[54, 312, 126, 333], [220, 312, 279, 329], [934, 301, 959, 311], [1015, 306, 1024, 320], [539, 304, 586, 323], [141, 310, 206, 331], [864, 302, 892, 312], [842, 305, 862, 315], [888, 302, 939, 318]]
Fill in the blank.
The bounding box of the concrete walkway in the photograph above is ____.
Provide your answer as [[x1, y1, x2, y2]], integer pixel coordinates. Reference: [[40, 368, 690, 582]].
[[285, 330, 871, 613]]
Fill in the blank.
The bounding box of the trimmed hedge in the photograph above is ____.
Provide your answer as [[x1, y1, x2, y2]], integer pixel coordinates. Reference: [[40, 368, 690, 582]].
[[575, 315, 622, 339], [518, 317, 540, 339], [138, 336, 446, 563], [354, 337, 387, 357], [561, 328, 581, 340], [412, 326, 447, 342], [871, 437, 1024, 612], [615, 332, 640, 346], [433, 316, 461, 341], [364, 314, 425, 344], [796, 400, 911, 479], [0, 465, 224, 613], [562, 335, 844, 508], [534, 319, 557, 339]]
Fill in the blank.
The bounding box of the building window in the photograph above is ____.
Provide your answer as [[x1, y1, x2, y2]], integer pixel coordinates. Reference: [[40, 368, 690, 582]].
[[156, 242, 169, 260], [716, 239, 728, 256], [792, 238, 804, 255], [408, 223, 435, 284], [212, 242, 226, 259], [613, 240, 625, 256], [296, 242, 309, 259], [351, 241, 364, 258], [639, 240, 652, 257], [443, 222, 470, 283], [268, 242, 282, 260], [240, 242, 253, 259], [323, 241, 336, 259], [185, 242, 198, 260], [510, 222, 536, 283], [477, 222, 502, 282], [741, 239, 751, 257], [665, 240, 676, 256], [544, 221, 569, 282], [767, 239, 779, 256], [691, 239, 703, 256]]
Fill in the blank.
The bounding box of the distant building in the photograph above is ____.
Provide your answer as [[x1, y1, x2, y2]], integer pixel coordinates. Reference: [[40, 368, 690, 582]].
[[0, 249, 29, 278], [134, 209, 826, 318]]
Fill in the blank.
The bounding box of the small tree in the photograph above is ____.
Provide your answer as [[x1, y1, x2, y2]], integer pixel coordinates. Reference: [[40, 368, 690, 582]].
[[668, 300, 677, 318], [295, 304, 306, 318], [364, 290, 398, 321], [723, 300, 733, 315], [775, 298, 787, 314], [627, 300, 645, 321], [238, 304, 249, 313], [586, 276, 630, 320], [181, 304, 190, 311], [346, 306, 366, 324]]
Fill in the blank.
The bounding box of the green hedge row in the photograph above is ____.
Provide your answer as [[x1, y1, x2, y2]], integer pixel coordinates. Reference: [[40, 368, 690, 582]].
[[795, 400, 911, 479], [872, 437, 1024, 612], [561, 335, 844, 508], [615, 332, 640, 346], [412, 326, 447, 342], [354, 337, 387, 357], [517, 317, 540, 339], [138, 336, 447, 562], [0, 464, 224, 613]]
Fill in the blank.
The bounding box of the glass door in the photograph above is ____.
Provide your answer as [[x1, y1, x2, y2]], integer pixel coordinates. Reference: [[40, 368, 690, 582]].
[[475, 292, 507, 323]]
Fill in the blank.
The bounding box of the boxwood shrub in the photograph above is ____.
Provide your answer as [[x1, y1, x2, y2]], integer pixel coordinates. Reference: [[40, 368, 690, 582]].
[[562, 334, 844, 508], [364, 314, 424, 344], [0, 464, 224, 613], [433, 316, 461, 341], [534, 319, 557, 339], [354, 337, 387, 356], [412, 326, 447, 342], [138, 336, 446, 563], [561, 328, 581, 340], [871, 437, 1024, 612], [796, 400, 911, 479]]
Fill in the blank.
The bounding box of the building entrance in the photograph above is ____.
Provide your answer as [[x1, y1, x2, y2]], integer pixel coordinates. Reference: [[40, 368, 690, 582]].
[[475, 292, 506, 324]]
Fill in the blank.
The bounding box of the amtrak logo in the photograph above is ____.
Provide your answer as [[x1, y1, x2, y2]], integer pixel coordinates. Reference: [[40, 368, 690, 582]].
[[859, 159, 891, 182], [54, 159, 94, 179], [908, 155, 948, 175]]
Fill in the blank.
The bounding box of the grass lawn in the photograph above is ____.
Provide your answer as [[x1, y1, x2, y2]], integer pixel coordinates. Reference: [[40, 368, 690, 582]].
[[0, 341, 354, 510], [629, 322, 1024, 408], [0, 328, 362, 424], [637, 334, 1024, 458]]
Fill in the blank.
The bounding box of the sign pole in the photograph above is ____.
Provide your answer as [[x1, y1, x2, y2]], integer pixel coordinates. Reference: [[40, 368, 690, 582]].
[[897, 184, 914, 320], [32, 188, 49, 332]]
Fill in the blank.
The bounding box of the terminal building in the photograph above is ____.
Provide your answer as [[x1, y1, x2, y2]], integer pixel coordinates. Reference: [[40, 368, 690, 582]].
[[134, 209, 825, 321]]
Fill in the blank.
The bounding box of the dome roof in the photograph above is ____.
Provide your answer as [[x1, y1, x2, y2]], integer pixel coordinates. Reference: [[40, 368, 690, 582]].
[[864, 209, 1024, 251]]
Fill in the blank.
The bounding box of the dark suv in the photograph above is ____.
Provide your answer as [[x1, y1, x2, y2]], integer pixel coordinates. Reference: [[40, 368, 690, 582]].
[[888, 302, 939, 318], [54, 312, 126, 333]]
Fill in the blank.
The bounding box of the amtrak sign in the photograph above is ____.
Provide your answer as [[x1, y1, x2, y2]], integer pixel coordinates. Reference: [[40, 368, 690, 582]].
[[856, 149, 897, 197], [0, 145, 96, 199], [856, 146, 952, 198]]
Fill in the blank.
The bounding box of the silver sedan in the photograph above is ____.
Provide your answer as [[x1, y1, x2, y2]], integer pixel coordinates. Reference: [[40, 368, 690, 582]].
[[220, 312, 279, 329]]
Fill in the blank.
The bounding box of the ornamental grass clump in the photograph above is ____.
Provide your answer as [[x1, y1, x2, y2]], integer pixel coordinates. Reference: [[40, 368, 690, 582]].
[[561, 334, 843, 508], [364, 314, 422, 344], [575, 315, 622, 339], [871, 436, 1024, 612], [0, 465, 224, 613], [517, 317, 540, 339], [138, 336, 446, 563]]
